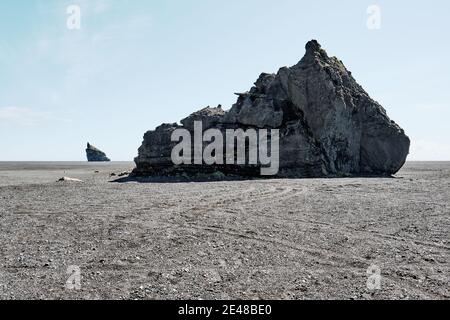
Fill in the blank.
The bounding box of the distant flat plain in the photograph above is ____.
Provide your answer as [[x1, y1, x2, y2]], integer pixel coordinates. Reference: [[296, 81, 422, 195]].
[[0, 161, 448, 299]]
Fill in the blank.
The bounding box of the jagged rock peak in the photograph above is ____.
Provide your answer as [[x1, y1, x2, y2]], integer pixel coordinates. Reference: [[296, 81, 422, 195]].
[[133, 40, 410, 178], [305, 39, 321, 53], [86, 143, 111, 162]]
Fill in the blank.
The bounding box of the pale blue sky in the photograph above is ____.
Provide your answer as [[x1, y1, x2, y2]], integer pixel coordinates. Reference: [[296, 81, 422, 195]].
[[0, 0, 449, 161]]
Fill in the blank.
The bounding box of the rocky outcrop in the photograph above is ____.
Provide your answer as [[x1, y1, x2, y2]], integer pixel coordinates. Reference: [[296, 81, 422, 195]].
[[86, 143, 111, 162], [133, 40, 410, 178]]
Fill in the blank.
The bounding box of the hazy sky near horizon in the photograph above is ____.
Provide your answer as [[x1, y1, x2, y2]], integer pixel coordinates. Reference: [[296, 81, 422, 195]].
[[0, 0, 449, 161]]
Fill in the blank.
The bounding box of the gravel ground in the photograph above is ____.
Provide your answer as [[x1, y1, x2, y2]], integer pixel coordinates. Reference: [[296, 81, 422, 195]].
[[0, 161, 448, 300]]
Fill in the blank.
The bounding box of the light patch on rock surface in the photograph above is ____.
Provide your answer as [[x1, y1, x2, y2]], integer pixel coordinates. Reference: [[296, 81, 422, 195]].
[[57, 177, 83, 182]]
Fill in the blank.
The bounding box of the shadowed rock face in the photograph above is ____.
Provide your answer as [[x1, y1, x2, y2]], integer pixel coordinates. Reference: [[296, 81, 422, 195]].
[[133, 40, 410, 178], [86, 143, 111, 162]]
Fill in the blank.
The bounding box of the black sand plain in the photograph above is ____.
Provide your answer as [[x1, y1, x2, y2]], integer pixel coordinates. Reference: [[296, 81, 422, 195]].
[[0, 161, 448, 299]]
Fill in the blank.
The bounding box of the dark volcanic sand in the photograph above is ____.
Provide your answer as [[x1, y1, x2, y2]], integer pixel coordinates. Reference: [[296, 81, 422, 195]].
[[0, 162, 448, 300]]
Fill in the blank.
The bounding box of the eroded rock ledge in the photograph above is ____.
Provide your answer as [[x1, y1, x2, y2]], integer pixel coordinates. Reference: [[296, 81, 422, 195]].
[[133, 40, 410, 178]]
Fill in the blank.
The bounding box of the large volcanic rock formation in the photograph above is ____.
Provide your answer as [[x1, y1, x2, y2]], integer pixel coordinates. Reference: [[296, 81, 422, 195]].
[[133, 40, 410, 178], [86, 143, 111, 162]]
